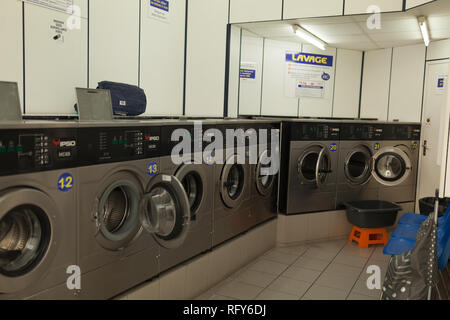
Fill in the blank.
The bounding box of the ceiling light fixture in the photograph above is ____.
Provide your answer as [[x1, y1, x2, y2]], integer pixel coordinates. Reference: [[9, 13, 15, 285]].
[[418, 16, 430, 47], [292, 25, 327, 51]]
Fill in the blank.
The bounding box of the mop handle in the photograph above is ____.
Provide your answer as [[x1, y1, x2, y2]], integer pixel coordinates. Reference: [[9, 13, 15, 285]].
[[434, 189, 439, 225]]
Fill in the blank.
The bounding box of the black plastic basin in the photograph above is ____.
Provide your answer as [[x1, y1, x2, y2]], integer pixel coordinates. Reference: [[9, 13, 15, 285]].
[[418, 197, 450, 217], [344, 200, 403, 228]]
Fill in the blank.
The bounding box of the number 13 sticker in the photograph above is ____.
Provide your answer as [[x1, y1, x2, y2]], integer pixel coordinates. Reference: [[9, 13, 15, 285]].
[[58, 173, 74, 192]]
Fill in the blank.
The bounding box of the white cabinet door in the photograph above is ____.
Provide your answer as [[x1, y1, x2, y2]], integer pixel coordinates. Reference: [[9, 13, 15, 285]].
[[227, 26, 241, 118], [261, 39, 301, 117], [140, 0, 186, 116], [24, 3, 87, 115], [345, 0, 403, 15], [299, 45, 337, 118], [333, 49, 362, 118], [230, 0, 282, 23], [360, 48, 392, 121], [388, 44, 426, 122], [427, 39, 450, 61], [185, 0, 229, 117], [406, 0, 435, 10], [0, 0, 23, 107], [239, 31, 264, 116], [89, 0, 139, 88], [283, 0, 343, 20]]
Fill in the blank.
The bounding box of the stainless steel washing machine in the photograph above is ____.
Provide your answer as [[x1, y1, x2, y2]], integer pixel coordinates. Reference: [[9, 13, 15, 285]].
[[336, 121, 384, 208], [373, 123, 421, 204], [0, 121, 78, 299], [278, 120, 341, 214], [76, 121, 165, 299]]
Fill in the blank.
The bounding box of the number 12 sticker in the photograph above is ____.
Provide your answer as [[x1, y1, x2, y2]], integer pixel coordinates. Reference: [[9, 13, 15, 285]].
[[58, 173, 74, 192]]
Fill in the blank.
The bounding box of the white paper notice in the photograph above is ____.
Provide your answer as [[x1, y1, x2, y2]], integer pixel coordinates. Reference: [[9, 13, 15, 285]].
[[148, 0, 170, 23], [24, 0, 74, 13]]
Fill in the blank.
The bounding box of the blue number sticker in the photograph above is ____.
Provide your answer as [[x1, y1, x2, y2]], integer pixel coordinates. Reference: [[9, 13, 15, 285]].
[[374, 142, 381, 151], [322, 72, 331, 81], [329, 143, 337, 152], [58, 173, 74, 192], [147, 161, 159, 176], [412, 142, 418, 151]]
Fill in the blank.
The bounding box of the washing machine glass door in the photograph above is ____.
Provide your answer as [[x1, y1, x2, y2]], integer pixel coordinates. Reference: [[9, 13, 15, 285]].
[[140, 174, 190, 249], [175, 164, 206, 221], [344, 146, 372, 185], [0, 188, 56, 294], [255, 149, 275, 196], [372, 146, 412, 186], [220, 154, 246, 208], [297, 145, 331, 188]]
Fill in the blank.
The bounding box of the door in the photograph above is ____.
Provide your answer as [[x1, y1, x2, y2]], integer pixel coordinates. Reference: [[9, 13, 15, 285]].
[[417, 60, 449, 208], [140, 175, 190, 249], [220, 154, 247, 208], [255, 149, 275, 196], [372, 147, 412, 186], [0, 188, 57, 294], [344, 145, 372, 185], [175, 164, 207, 221], [297, 145, 332, 188]]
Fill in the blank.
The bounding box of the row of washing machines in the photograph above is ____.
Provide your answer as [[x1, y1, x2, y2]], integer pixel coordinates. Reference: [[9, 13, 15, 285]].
[[0, 119, 279, 300]]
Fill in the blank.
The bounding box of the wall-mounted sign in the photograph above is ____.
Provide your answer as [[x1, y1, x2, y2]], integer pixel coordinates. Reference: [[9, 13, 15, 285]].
[[436, 74, 448, 95], [285, 52, 334, 99], [23, 0, 74, 13], [240, 62, 257, 82], [149, 0, 170, 23]]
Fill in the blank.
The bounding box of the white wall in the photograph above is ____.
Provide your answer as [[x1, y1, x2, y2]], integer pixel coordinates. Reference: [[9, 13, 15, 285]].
[[229, 0, 282, 23], [283, 0, 343, 19], [89, 0, 139, 88], [227, 26, 241, 118], [333, 49, 363, 118], [427, 39, 450, 61], [238, 31, 263, 115], [345, 0, 403, 15], [388, 44, 426, 122], [406, 0, 435, 10], [0, 0, 23, 107], [185, 0, 229, 117]]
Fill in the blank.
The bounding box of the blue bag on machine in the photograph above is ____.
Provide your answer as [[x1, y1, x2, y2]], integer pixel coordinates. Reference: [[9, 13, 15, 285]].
[[97, 81, 147, 116]]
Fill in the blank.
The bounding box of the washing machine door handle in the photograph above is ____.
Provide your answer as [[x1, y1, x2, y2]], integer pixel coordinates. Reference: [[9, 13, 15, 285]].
[[315, 147, 330, 189]]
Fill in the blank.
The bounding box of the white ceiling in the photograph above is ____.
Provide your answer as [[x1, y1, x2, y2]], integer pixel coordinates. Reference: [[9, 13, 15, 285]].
[[238, 0, 450, 51]]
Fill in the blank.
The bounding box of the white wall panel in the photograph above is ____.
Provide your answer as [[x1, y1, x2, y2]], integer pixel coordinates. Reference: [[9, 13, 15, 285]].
[[261, 39, 301, 117], [345, 0, 403, 15], [427, 39, 450, 61], [230, 0, 282, 23], [24, 4, 87, 115], [388, 44, 426, 122], [185, 0, 229, 117], [298, 45, 336, 118], [140, 0, 186, 116], [227, 26, 241, 118], [0, 0, 23, 108], [238, 31, 263, 116], [283, 0, 343, 19], [89, 0, 139, 88], [360, 48, 392, 121], [406, 0, 435, 10], [333, 49, 362, 118]]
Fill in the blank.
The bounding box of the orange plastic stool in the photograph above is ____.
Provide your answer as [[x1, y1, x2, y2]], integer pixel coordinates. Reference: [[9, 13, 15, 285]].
[[348, 226, 389, 248]]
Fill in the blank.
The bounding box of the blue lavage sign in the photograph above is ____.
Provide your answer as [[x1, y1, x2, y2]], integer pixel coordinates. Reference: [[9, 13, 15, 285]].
[[150, 0, 169, 12], [240, 69, 256, 79], [286, 52, 333, 67]]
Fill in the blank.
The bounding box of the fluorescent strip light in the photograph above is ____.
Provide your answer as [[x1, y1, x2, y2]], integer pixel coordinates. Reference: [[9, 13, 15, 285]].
[[418, 16, 430, 47], [292, 25, 327, 51]]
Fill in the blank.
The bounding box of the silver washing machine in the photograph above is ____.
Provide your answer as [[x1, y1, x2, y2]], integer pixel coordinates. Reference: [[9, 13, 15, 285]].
[[373, 123, 421, 204], [76, 121, 165, 299], [0, 121, 78, 299], [336, 121, 384, 207], [278, 120, 341, 214], [155, 120, 214, 273]]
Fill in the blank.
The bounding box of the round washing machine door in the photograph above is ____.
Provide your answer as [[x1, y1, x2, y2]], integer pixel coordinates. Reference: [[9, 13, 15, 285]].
[[255, 149, 275, 197], [0, 188, 57, 294], [94, 172, 143, 251], [297, 145, 331, 188], [372, 146, 412, 187], [175, 164, 207, 221], [140, 174, 191, 249], [220, 154, 247, 208], [344, 145, 373, 185]]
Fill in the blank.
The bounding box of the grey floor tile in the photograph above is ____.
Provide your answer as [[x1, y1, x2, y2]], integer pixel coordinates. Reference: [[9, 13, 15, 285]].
[[347, 292, 378, 300], [351, 277, 382, 298], [267, 276, 311, 296], [264, 249, 299, 265], [315, 272, 358, 293], [292, 256, 331, 272], [308, 239, 347, 253], [324, 263, 363, 281], [302, 284, 348, 300], [216, 280, 264, 300], [235, 269, 278, 288], [276, 245, 309, 256], [303, 248, 339, 261], [341, 242, 374, 258], [282, 266, 322, 283], [255, 289, 299, 300], [333, 252, 369, 268], [249, 259, 289, 276]]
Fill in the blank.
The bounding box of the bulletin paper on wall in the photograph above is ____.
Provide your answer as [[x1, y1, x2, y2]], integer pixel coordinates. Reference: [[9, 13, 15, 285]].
[[240, 62, 257, 82], [23, 0, 74, 13], [285, 52, 334, 99], [148, 0, 170, 23]]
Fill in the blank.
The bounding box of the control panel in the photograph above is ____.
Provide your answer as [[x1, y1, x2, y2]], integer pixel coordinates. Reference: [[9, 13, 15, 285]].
[[0, 128, 78, 176], [384, 124, 421, 140], [340, 123, 384, 140], [291, 123, 340, 141]]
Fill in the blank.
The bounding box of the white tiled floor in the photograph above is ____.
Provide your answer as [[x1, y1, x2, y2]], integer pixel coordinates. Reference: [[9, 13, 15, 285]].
[[196, 239, 391, 300]]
